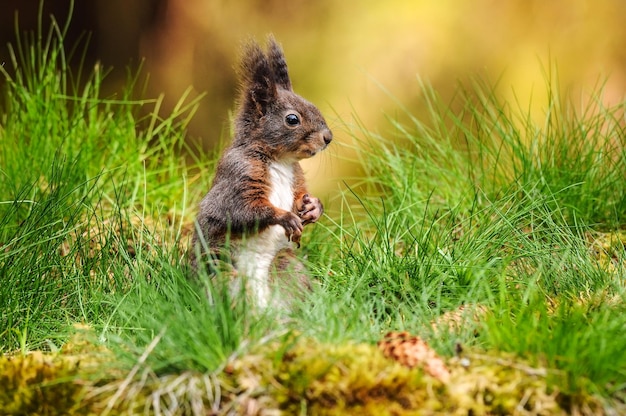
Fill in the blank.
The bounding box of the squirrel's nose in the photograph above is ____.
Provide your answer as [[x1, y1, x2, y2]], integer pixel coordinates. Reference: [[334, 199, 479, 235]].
[[322, 128, 333, 145]]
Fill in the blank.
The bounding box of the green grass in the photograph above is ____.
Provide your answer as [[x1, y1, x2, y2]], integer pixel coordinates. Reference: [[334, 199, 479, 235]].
[[0, 12, 202, 353], [1, 11, 626, 415]]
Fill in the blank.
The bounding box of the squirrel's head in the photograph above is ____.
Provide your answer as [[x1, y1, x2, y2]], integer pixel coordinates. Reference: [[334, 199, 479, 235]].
[[235, 36, 332, 160]]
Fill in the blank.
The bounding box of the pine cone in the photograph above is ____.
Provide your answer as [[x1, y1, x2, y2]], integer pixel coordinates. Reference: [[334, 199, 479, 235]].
[[378, 331, 450, 382]]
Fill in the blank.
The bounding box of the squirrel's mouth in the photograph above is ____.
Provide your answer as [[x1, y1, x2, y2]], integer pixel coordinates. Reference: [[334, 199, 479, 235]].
[[307, 144, 329, 157], [296, 145, 324, 159], [294, 133, 330, 159]]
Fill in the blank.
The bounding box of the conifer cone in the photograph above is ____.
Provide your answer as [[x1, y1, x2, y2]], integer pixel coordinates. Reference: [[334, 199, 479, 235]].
[[377, 331, 450, 382]]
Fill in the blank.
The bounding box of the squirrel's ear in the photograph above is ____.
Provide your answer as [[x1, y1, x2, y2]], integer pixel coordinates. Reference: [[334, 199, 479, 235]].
[[267, 36, 292, 91], [240, 41, 277, 118]]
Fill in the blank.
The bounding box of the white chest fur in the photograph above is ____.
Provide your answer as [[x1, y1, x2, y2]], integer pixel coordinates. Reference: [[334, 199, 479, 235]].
[[236, 161, 295, 308], [268, 161, 295, 210]]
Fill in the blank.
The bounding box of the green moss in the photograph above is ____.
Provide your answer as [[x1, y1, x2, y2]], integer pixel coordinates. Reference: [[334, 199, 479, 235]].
[[223, 341, 442, 415], [224, 338, 603, 415], [0, 326, 111, 415], [0, 352, 85, 415], [275, 342, 443, 414], [0, 336, 606, 415]]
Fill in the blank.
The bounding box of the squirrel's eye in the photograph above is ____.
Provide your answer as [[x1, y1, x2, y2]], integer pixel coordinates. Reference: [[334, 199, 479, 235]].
[[285, 113, 300, 126]]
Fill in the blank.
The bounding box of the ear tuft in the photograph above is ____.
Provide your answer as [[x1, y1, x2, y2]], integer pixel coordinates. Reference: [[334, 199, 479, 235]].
[[267, 35, 292, 91], [239, 40, 276, 118]]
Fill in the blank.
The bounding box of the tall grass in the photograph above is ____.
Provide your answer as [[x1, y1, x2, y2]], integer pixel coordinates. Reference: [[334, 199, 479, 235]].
[[301, 74, 626, 400], [0, 8, 203, 353]]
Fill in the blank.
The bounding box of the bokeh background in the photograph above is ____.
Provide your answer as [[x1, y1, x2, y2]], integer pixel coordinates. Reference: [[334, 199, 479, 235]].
[[2, 0, 626, 194]]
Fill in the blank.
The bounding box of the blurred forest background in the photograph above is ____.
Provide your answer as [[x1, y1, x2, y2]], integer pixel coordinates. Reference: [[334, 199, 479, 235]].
[[2, 0, 626, 193]]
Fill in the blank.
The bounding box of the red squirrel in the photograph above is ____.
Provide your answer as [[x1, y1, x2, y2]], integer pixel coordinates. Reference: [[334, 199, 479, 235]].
[[190, 37, 332, 308]]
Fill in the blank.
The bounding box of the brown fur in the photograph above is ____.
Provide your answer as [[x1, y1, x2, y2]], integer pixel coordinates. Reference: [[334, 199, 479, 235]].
[[190, 36, 331, 307]]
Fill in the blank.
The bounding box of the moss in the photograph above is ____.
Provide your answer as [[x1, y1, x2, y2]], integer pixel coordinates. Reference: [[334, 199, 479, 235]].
[[446, 354, 561, 415], [0, 351, 86, 415], [224, 338, 603, 415], [0, 325, 113, 415], [275, 342, 443, 415], [0, 335, 606, 415]]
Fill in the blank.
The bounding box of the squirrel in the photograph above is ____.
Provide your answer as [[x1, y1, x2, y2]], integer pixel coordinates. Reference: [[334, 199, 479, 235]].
[[190, 36, 332, 309]]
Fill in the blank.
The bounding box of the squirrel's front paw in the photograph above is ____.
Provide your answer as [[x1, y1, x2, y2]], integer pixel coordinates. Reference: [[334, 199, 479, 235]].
[[297, 194, 324, 225], [277, 211, 303, 247]]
